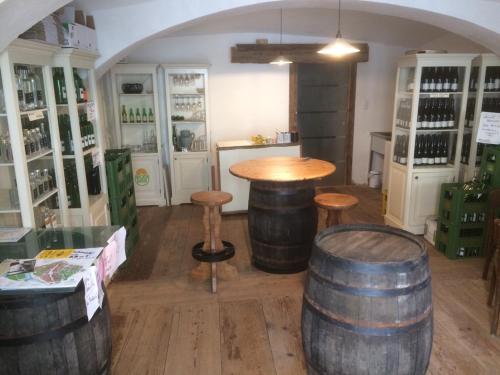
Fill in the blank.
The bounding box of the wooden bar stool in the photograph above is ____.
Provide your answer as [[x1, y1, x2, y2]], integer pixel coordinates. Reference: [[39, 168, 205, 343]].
[[190, 191, 236, 293], [314, 193, 359, 227], [488, 218, 500, 335]]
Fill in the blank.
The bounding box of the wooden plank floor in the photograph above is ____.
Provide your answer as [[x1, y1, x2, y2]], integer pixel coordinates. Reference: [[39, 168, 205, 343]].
[[109, 186, 500, 375]]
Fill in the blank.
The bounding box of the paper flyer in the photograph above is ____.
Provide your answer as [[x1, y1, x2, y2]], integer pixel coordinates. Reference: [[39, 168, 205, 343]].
[[82, 266, 100, 320], [36, 249, 74, 259]]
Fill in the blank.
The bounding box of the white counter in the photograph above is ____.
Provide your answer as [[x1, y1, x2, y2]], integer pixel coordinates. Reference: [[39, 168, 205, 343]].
[[217, 141, 301, 213]]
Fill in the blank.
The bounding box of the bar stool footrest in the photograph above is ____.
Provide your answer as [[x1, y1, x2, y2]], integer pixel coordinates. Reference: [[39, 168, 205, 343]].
[[192, 241, 235, 263]]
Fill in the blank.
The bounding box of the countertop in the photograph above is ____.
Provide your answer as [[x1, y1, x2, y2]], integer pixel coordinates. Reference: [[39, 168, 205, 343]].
[[217, 140, 300, 150]]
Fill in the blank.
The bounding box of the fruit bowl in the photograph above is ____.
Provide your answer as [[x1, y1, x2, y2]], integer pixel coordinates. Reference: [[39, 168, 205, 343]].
[[122, 83, 143, 94]]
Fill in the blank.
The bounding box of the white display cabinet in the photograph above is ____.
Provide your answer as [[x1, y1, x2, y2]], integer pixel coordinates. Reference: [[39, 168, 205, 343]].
[[52, 48, 109, 226], [385, 53, 475, 234], [460, 54, 500, 181], [111, 64, 166, 206], [0, 40, 68, 228], [163, 65, 211, 204]]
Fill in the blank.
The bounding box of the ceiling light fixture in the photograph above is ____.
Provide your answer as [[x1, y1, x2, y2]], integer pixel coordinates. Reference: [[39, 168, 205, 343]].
[[270, 8, 292, 65], [318, 0, 360, 57]]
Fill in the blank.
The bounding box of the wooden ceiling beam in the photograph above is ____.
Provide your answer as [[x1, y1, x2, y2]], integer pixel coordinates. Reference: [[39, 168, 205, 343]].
[[231, 43, 369, 64]]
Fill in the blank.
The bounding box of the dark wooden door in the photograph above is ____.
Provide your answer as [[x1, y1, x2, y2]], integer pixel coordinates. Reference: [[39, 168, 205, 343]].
[[290, 63, 356, 186]]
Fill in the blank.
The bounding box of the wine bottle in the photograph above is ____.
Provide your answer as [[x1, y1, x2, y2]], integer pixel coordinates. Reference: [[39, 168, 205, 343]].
[[450, 67, 459, 92], [416, 101, 423, 129], [429, 67, 437, 92], [421, 68, 430, 92], [421, 135, 429, 165], [129, 108, 135, 123], [441, 134, 448, 165], [436, 67, 443, 92], [443, 67, 451, 91], [148, 108, 154, 122], [428, 134, 435, 165], [434, 135, 441, 165], [414, 135, 422, 166], [136, 108, 141, 123], [429, 99, 436, 129], [142, 108, 147, 123], [400, 136, 407, 165], [448, 98, 455, 128], [121, 105, 128, 123], [421, 99, 429, 129]]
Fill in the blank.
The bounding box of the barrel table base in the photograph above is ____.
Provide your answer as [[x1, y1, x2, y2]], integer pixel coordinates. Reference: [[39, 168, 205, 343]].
[[0, 284, 112, 375], [248, 180, 317, 274]]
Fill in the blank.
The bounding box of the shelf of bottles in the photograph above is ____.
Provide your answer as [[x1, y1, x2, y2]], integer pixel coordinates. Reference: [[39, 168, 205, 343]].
[[461, 60, 500, 176], [393, 65, 464, 168], [52, 66, 101, 210], [167, 73, 207, 153], [116, 73, 157, 153], [4, 64, 60, 228]]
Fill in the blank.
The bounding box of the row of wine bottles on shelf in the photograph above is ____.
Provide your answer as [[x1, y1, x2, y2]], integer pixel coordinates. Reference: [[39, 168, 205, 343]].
[[53, 68, 89, 105], [460, 134, 484, 165], [417, 98, 456, 129], [419, 67, 460, 93], [393, 134, 450, 166], [15, 65, 44, 111], [396, 98, 457, 129], [58, 113, 95, 155], [470, 67, 500, 92], [29, 168, 56, 201], [121, 105, 154, 124], [482, 97, 500, 113]]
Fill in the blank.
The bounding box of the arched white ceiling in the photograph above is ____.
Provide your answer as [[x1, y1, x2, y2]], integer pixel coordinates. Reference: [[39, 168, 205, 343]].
[[1, 0, 499, 74]]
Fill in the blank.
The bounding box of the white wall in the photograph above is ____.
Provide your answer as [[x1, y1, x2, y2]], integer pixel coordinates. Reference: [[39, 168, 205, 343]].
[[124, 33, 406, 184]]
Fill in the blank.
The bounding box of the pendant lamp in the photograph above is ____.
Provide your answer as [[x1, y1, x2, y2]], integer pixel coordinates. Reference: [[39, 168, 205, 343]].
[[318, 0, 360, 57], [270, 9, 292, 65]]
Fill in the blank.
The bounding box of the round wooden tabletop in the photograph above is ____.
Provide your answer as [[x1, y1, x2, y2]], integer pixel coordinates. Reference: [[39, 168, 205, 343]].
[[314, 193, 359, 210], [229, 156, 336, 182], [191, 191, 233, 207]]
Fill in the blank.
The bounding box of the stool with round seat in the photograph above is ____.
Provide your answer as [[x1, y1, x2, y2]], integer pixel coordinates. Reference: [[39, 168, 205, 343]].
[[190, 191, 236, 293], [314, 193, 359, 227]]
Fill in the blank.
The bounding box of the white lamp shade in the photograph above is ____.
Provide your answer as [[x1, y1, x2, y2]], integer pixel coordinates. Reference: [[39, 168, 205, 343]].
[[317, 37, 360, 57], [270, 55, 293, 65]]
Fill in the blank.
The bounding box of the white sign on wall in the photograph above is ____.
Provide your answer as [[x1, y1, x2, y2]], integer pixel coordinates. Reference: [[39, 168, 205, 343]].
[[476, 112, 500, 145]]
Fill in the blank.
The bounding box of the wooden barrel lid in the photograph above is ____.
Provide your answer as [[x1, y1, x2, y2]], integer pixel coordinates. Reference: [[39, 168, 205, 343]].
[[229, 156, 335, 182], [314, 193, 359, 210], [191, 191, 233, 206], [316, 224, 425, 263]]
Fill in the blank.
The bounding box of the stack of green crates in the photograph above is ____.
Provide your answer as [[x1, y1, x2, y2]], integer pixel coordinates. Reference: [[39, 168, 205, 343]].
[[105, 149, 139, 258], [436, 183, 487, 259]]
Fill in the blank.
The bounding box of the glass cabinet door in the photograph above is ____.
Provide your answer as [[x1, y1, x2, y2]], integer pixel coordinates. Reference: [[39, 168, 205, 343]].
[[52, 66, 102, 212], [0, 68, 21, 227], [413, 65, 465, 168], [462, 66, 480, 166], [392, 66, 414, 166], [167, 71, 207, 153], [116, 73, 157, 153], [14, 63, 60, 228]]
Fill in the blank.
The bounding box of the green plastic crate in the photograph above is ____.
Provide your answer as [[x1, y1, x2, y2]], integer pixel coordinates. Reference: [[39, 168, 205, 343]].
[[479, 145, 500, 188], [109, 194, 129, 226], [436, 182, 487, 259], [105, 148, 133, 199]]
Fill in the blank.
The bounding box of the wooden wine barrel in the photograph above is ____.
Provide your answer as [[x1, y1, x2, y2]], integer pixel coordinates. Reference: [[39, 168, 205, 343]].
[[302, 224, 432, 375], [0, 283, 112, 375], [248, 180, 317, 273]]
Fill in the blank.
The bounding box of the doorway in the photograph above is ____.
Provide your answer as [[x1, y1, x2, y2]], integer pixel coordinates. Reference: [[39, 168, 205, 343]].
[[290, 63, 356, 186]]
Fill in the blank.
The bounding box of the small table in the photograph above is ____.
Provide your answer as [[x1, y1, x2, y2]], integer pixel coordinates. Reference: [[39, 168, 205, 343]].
[[230, 156, 335, 273]]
